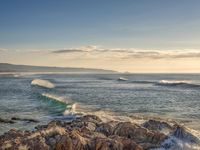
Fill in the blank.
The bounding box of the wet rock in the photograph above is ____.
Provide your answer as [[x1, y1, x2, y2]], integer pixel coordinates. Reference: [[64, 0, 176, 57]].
[[91, 137, 123, 150], [111, 135, 143, 150], [0, 129, 24, 143], [142, 119, 173, 132], [96, 121, 117, 136], [0, 117, 15, 124], [11, 117, 39, 123], [55, 135, 73, 150], [78, 115, 102, 125], [70, 129, 90, 149], [172, 124, 200, 144], [2, 115, 194, 150], [21, 137, 49, 150], [113, 122, 167, 149]]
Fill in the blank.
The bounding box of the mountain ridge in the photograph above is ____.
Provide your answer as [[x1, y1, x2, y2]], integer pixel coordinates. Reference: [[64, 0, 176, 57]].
[[0, 63, 117, 73]]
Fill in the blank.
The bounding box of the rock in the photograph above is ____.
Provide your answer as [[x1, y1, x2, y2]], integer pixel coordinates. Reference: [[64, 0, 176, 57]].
[[111, 135, 143, 150], [75, 115, 99, 123], [11, 117, 39, 123], [91, 137, 123, 150], [2, 115, 194, 150], [55, 135, 73, 150], [172, 124, 200, 144], [78, 115, 102, 125], [96, 122, 117, 136], [71, 129, 90, 149], [113, 122, 167, 149], [21, 137, 50, 150], [48, 137, 57, 147], [0, 117, 15, 124], [142, 119, 173, 132]]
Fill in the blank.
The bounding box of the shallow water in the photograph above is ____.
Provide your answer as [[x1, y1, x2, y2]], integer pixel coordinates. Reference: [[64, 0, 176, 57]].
[[0, 73, 200, 135]]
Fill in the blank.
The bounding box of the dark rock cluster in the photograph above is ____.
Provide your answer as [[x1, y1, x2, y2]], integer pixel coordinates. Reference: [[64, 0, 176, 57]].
[[0, 115, 199, 150], [0, 117, 39, 124]]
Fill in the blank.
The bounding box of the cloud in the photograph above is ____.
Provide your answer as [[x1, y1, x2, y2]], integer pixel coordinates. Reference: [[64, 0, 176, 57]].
[[167, 52, 200, 58], [52, 45, 98, 54], [81, 45, 97, 51], [52, 49, 86, 53], [2, 45, 200, 60], [0, 48, 8, 52], [46, 45, 200, 60], [51, 46, 138, 54]]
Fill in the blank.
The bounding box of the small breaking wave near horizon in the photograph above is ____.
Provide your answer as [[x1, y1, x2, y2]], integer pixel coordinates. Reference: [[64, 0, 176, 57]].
[[155, 80, 200, 88], [31, 79, 55, 88], [127, 79, 200, 89]]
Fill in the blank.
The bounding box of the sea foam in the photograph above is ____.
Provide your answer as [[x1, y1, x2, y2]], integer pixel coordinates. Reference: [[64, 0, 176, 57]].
[[31, 79, 55, 88], [41, 93, 69, 104], [156, 80, 200, 88]]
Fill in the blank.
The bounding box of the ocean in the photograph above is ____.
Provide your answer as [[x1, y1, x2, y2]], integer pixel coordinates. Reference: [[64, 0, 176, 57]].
[[0, 73, 200, 137]]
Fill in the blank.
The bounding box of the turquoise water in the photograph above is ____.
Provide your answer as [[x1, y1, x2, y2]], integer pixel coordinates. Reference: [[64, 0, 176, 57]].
[[0, 73, 200, 134]]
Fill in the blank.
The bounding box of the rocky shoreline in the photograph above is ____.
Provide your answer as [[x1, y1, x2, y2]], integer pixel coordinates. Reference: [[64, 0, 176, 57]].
[[0, 115, 200, 150]]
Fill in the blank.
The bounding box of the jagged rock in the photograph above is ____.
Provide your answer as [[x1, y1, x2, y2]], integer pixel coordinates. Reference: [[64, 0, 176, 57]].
[[142, 119, 173, 132], [80, 115, 102, 124], [20, 137, 49, 150], [11, 117, 39, 123], [70, 129, 90, 149], [113, 122, 167, 149], [172, 124, 200, 144], [55, 135, 73, 150], [95, 121, 117, 136], [0, 117, 15, 124], [91, 137, 123, 150], [1, 115, 188, 150], [111, 135, 143, 150]]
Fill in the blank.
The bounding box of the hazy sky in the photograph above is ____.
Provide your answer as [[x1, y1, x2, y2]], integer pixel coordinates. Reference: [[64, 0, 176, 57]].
[[1, 0, 200, 72]]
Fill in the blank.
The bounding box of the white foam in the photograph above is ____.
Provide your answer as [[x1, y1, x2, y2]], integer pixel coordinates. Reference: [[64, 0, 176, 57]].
[[31, 79, 55, 88], [41, 93, 71, 104], [159, 80, 191, 84], [152, 125, 200, 150], [152, 135, 200, 150], [118, 77, 128, 81], [80, 109, 144, 124], [63, 103, 77, 115], [66, 103, 77, 112]]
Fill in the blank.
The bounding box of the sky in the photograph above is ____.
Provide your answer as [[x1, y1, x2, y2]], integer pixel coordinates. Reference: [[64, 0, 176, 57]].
[[1, 0, 200, 73]]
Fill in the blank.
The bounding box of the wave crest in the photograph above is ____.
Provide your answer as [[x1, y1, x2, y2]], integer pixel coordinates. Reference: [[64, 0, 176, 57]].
[[41, 93, 70, 104], [156, 80, 200, 88], [31, 79, 55, 88], [118, 77, 128, 81]]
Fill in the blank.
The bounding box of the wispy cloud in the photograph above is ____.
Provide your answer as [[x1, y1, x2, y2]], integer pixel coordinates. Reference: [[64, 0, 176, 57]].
[[2, 45, 200, 73], [50, 45, 200, 60], [0, 48, 8, 52], [52, 49, 85, 53], [52, 45, 98, 54]]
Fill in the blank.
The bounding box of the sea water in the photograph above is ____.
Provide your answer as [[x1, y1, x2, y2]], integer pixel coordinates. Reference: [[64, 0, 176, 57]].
[[0, 73, 200, 136]]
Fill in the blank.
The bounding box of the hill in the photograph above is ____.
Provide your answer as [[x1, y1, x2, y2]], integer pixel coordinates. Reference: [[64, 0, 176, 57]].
[[0, 63, 116, 73]]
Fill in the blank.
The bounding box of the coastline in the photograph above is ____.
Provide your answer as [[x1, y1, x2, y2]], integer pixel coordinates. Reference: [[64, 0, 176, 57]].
[[1, 114, 199, 150]]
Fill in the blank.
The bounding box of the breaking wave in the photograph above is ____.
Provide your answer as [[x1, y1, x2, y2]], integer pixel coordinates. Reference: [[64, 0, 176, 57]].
[[41, 93, 71, 104], [130, 80, 200, 88], [40, 93, 78, 117], [153, 126, 200, 150], [118, 77, 128, 81], [63, 103, 77, 115], [155, 80, 200, 88], [31, 79, 55, 88]]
